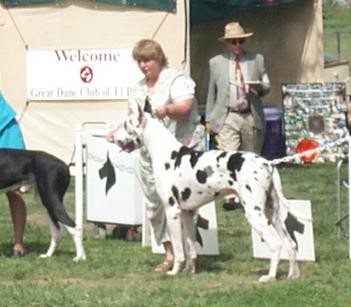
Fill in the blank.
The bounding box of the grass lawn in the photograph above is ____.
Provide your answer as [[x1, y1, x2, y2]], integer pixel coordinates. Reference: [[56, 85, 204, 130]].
[[323, 6, 351, 63], [0, 162, 350, 306]]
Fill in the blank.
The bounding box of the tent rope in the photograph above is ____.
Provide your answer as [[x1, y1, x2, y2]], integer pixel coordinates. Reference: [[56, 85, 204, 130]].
[[16, 101, 29, 123], [151, 12, 169, 39], [271, 136, 349, 165], [6, 8, 27, 48], [5, 9, 28, 123]]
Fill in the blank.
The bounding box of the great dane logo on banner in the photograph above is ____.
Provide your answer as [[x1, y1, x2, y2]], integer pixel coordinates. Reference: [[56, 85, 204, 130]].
[[27, 48, 143, 101]]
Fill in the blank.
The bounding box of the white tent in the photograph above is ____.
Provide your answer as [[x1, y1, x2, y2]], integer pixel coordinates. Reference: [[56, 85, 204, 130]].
[[0, 0, 324, 163], [0, 0, 188, 163]]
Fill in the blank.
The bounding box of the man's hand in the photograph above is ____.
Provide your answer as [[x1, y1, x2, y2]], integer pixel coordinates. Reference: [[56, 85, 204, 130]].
[[205, 122, 213, 135]]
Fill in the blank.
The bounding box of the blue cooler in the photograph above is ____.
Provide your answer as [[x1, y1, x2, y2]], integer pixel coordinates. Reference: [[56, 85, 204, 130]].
[[261, 107, 286, 160]]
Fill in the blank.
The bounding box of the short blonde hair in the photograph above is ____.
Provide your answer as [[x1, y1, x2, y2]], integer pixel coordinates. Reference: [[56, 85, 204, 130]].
[[132, 39, 168, 67]]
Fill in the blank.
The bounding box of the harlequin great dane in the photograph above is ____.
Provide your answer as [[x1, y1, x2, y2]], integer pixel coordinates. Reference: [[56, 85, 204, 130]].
[[112, 105, 304, 282], [0, 149, 86, 261]]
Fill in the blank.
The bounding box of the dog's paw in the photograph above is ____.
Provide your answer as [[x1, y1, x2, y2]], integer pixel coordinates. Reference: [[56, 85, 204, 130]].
[[39, 253, 51, 259], [166, 270, 178, 276], [258, 274, 276, 283], [182, 259, 196, 274], [166, 261, 184, 276], [73, 255, 87, 262], [287, 267, 300, 280]]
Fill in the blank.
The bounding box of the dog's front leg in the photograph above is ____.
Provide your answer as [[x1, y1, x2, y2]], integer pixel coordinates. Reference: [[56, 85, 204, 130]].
[[165, 206, 185, 276]]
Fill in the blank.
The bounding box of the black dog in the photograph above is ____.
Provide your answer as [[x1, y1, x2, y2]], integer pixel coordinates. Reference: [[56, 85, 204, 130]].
[[0, 149, 86, 261]]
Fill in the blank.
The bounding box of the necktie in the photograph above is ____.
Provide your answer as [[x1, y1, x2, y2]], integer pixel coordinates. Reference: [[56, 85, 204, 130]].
[[235, 56, 246, 100]]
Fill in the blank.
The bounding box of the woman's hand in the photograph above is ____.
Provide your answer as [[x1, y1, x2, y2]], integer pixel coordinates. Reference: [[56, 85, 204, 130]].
[[154, 99, 193, 121], [154, 105, 168, 119], [106, 130, 116, 143]]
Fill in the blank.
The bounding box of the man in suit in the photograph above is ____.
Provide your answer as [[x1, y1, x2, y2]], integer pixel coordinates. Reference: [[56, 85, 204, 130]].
[[205, 21, 271, 210]]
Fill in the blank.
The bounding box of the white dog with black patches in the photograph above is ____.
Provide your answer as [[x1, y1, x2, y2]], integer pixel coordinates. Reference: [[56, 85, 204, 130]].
[[112, 104, 303, 282], [0, 149, 86, 262]]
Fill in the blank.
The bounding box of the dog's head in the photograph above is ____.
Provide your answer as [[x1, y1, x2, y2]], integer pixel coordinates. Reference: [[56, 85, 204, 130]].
[[112, 99, 152, 152]]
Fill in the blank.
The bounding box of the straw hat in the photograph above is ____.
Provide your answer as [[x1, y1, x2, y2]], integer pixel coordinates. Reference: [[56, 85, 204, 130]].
[[218, 22, 253, 42]]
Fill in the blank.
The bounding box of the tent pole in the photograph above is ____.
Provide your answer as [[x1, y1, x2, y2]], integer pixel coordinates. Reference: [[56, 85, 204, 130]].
[[349, 135, 351, 258], [75, 124, 84, 234], [184, 0, 191, 76]]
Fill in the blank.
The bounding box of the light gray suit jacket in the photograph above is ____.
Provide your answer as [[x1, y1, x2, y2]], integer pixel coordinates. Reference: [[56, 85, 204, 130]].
[[205, 51, 271, 133]]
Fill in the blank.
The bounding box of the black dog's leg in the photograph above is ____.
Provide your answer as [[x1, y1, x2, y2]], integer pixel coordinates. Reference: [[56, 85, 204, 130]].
[[33, 152, 86, 261]]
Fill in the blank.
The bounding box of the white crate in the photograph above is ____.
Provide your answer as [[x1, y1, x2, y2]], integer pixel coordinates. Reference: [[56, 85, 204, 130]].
[[251, 199, 315, 262], [85, 134, 143, 225]]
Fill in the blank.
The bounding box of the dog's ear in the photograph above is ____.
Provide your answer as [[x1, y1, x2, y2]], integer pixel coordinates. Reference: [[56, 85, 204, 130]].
[[137, 104, 144, 125], [144, 96, 153, 115], [345, 103, 351, 134]]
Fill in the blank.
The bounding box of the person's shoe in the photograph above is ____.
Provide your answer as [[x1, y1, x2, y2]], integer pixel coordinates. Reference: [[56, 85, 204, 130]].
[[125, 227, 141, 242], [222, 198, 243, 211], [94, 224, 107, 240], [154, 259, 173, 273]]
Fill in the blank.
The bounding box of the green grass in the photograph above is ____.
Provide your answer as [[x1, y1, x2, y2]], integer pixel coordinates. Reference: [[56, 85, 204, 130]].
[[0, 162, 350, 306], [323, 6, 351, 63]]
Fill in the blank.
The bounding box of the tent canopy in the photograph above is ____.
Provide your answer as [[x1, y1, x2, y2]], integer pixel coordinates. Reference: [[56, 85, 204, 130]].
[[0, 0, 188, 162], [2, 0, 177, 11], [2, 0, 297, 19], [0, 0, 322, 163], [190, 0, 297, 23]]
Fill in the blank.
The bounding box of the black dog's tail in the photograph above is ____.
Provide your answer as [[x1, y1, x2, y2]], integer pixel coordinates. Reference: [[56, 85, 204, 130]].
[[33, 152, 76, 229]]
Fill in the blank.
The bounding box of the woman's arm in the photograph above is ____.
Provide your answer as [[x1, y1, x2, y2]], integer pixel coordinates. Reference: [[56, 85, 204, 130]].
[[154, 99, 193, 120]]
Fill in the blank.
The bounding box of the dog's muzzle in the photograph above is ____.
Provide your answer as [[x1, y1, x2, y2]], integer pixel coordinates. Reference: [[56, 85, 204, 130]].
[[118, 140, 136, 153]]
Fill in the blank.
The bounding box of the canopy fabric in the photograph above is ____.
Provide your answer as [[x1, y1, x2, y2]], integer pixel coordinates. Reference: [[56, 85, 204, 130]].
[[0, 0, 322, 163], [92, 0, 176, 12], [2, 0, 61, 6], [2, 0, 297, 16], [190, 0, 298, 24], [1, 0, 176, 12], [1, 0, 298, 22], [0, 0, 187, 162]]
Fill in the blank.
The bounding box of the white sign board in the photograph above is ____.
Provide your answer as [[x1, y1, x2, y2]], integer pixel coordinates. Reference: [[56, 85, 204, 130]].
[[251, 199, 315, 261], [27, 48, 143, 101], [147, 202, 219, 255], [85, 135, 144, 225]]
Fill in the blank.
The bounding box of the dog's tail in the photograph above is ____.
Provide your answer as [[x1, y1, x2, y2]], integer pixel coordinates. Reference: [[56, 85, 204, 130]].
[[34, 152, 76, 228], [54, 200, 76, 228], [42, 193, 76, 229], [272, 166, 312, 222]]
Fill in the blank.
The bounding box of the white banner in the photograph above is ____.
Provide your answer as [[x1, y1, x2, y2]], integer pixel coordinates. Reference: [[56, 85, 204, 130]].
[[26, 48, 143, 101]]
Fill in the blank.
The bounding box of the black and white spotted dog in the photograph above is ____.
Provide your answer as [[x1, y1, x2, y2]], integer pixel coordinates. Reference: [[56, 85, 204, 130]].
[[0, 149, 86, 261], [112, 105, 304, 282]]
